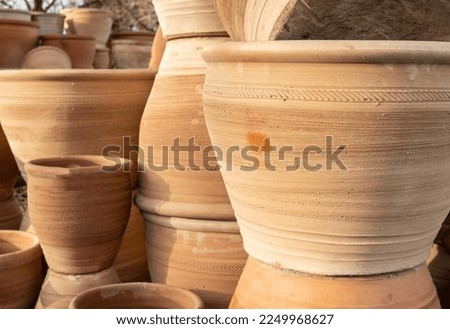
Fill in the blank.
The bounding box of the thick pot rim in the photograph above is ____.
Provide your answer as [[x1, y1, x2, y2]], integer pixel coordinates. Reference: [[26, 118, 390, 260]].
[[0, 230, 42, 269]]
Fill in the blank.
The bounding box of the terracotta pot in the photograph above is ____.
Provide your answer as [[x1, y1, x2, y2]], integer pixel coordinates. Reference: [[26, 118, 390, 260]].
[[0, 230, 43, 308], [21, 46, 72, 69], [110, 31, 155, 43], [427, 244, 450, 309], [152, 0, 227, 40], [0, 8, 32, 21], [0, 19, 39, 68], [59, 7, 77, 33], [0, 124, 19, 201], [19, 209, 34, 234], [230, 257, 440, 309], [93, 47, 111, 69], [214, 0, 450, 41], [25, 155, 132, 274], [32, 12, 65, 35], [0, 69, 155, 188], [144, 213, 247, 308], [66, 8, 113, 46], [435, 212, 450, 252], [136, 37, 234, 220], [0, 196, 23, 230], [149, 26, 166, 71], [40, 34, 96, 68], [111, 40, 152, 69], [113, 190, 150, 283], [69, 282, 204, 309], [35, 267, 120, 309], [202, 41, 450, 275]]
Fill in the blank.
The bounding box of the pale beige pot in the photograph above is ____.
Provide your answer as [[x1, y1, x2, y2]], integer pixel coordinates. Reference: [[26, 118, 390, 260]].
[[65, 8, 113, 46], [0, 230, 43, 308], [32, 12, 65, 35], [111, 40, 152, 69], [202, 41, 450, 276], [35, 267, 120, 309], [0, 9, 31, 21], [427, 244, 450, 309], [136, 37, 234, 220], [0, 123, 19, 201], [230, 257, 440, 309], [0, 69, 155, 188], [152, 0, 227, 40], [69, 282, 204, 309], [0, 196, 23, 230], [21, 46, 72, 69], [25, 156, 132, 274], [144, 213, 247, 309]]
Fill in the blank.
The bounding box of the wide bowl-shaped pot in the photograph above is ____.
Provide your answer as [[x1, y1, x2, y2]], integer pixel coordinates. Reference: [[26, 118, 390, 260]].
[[0, 123, 19, 200], [0, 69, 155, 187], [202, 40, 450, 276], [0, 9, 32, 21], [0, 230, 43, 308], [25, 155, 132, 274], [21, 46, 72, 69], [111, 40, 152, 69], [0, 19, 39, 68], [65, 8, 113, 45], [69, 282, 205, 309]]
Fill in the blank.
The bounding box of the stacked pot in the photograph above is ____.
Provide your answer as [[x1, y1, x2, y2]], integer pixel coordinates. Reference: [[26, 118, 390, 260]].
[[198, 0, 450, 308], [136, 0, 247, 309]]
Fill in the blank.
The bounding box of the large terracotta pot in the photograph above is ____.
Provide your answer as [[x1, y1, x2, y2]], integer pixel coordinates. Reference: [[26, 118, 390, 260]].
[[427, 244, 450, 309], [0, 196, 23, 230], [230, 257, 440, 309], [0, 9, 31, 21], [0, 69, 155, 187], [65, 8, 113, 46], [35, 268, 120, 309], [214, 0, 450, 41], [136, 37, 234, 220], [152, 0, 228, 40], [69, 282, 205, 309], [202, 41, 450, 276], [144, 213, 247, 308], [0, 124, 19, 201], [25, 155, 132, 274], [0, 230, 43, 308], [0, 19, 39, 68]]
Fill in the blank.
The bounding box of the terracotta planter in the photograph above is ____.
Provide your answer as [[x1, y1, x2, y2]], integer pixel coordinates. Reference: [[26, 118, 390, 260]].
[[0, 124, 19, 201], [152, 0, 227, 40], [0, 9, 31, 21], [0, 69, 155, 188], [93, 47, 111, 69], [113, 190, 150, 283], [25, 155, 132, 274], [0, 230, 43, 308], [21, 46, 72, 69], [0, 19, 39, 68], [35, 268, 120, 309], [0, 196, 23, 230], [32, 12, 65, 35], [144, 213, 247, 308], [230, 257, 440, 309], [427, 244, 450, 308], [40, 34, 96, 68], [214, 0, 450, 41], [136, 37, 234, 220], [110, 31, 155, 43], [149, 26, 166, 71], [69, 282, 204, 309], [111, 40, 152, 69], [65, 8, 113, 46], [202, 41, 450, 275]]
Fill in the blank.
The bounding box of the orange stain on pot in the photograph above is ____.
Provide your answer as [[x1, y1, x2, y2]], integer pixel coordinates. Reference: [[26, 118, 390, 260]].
[[246, 131, 272, 152]]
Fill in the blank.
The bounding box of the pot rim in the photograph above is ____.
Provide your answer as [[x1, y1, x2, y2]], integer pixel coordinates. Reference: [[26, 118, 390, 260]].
[[0, 230, 41, 269], [202, 40, 450, 64], [0, 18, 39, 28], [40, 34, 96, 41], [143, 212, 241, 233]]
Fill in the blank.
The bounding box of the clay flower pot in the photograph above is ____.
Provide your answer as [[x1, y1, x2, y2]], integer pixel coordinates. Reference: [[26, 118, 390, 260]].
[[65, 8, 113, 46], [0, 69, 155, 188], [0, 196, 23, 230], [93, 47, 111, 69], [35, 268, 120, 309], [32, 12, 65, 35], [0, 19, 39, 68], [427, 244, 450, 308], [136, 37, 234, 220], [152, 0, 228, 40], [144, 213, 247, 308], [25, 155, 132, 274], [21, 46, 72, 69], [202, 40, 450, 276], [0, 230, 43, 308], [0, 124, 19, 201], [149, 26, 166, 71], [69, 282, 205, 309], [40, 34, 96, 68], [111, 39, 152, 69], [0, 8, 32, 21], [230, 257, 440, 309]]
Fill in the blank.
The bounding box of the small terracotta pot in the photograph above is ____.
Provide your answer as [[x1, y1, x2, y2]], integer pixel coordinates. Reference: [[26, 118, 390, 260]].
[[427, 244, 450, 309], [0, 124, 19, 201], [93, 47, 111, 69], [69, 282, 205, 309], [40, 34, 96, 68], [21, 46, 72, 69], [149, 26, 166, 71], [35, 267, 120, 309], [25, 155, 132, 274], [111, 40, 152, 69], [110, 31, 155, 43], [32, 12, 65, 36], [230, 257, 440, 309], [0, 196, 23, 230], [144, 213, 247, 308], [66, 8, 113, 45], [0, 19, 39, 68], [0, 230, 43, 308]]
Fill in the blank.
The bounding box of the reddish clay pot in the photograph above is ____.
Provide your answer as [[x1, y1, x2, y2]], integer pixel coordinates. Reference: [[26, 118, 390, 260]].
[[35, 267, 120, 309], [202, 40, 450, 276], [0, 230, 43, 308], [230, 257, 440, 309], [0, 124, 19, 201], [427, 244, 450, 308], [0, 19, 39, 68], [25, 155, 132, 274], [0, 196, 23, 230], [69, 282, 205, 309], [144, 213, 247, 308]]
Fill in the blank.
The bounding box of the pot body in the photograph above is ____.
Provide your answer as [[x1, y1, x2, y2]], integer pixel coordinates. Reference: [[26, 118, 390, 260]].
[[41, 35, 96, 68]]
